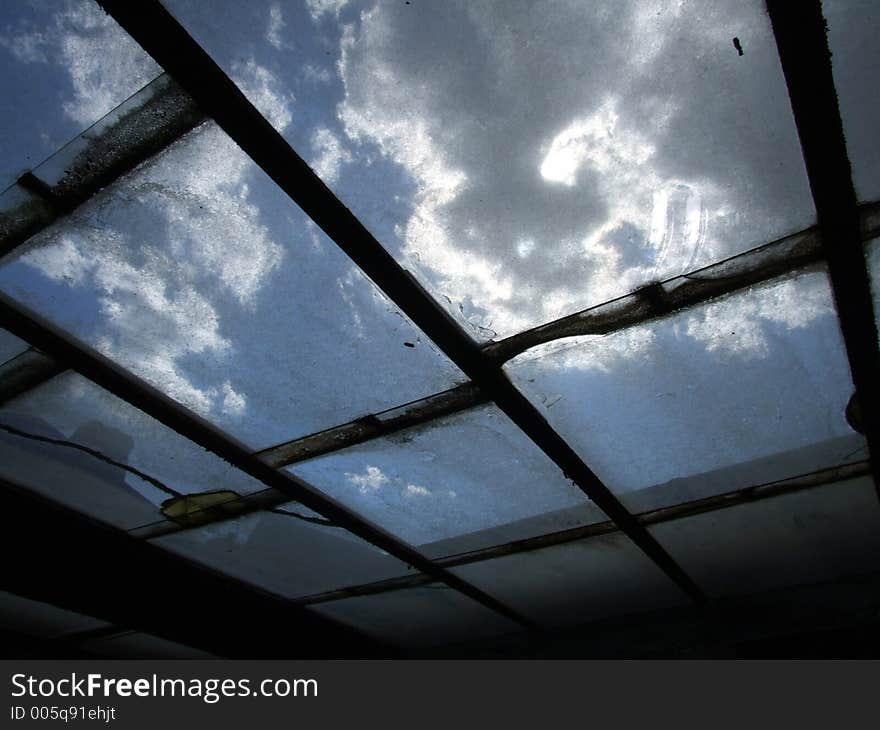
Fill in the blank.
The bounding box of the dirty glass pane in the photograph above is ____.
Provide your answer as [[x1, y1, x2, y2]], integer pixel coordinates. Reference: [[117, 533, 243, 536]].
[[0, 0, 160, 189], [868, 238, 880, 333], [164, 0, 814, 339], [452, 533, 687, 629], [0, 372, 269, 529], [649, 476, 880, 597], [0, 328, 28, 364], [308, 584, 520, 649], [824, 0, 880, 203], [0, 590, 110, 639], [151, 510, 411, 600], [289, 404, 593, 551], [79, 632, 215, 659], [0, 121, 465, 449], [505, 270, 864, 513]]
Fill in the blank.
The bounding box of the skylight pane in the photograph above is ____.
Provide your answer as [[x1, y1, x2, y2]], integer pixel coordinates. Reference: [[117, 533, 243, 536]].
[[0, 0, 160, 189], [151, 511, 411, 600], [163, 0, 814, 339], [308, 584, 520, 649], [452, 533, 687, 629], [868, 238, 880, 331], [0, 328, 28, 364], [824, 0, 880, 202], [505, 270, 864, 513], [79, 632, 215, 659], [648, 476, 880, 597], [0, 372, 269, 529], [0, 121, 465, 449], [0, 590, 110, 639], [288, 404, 593, 551]]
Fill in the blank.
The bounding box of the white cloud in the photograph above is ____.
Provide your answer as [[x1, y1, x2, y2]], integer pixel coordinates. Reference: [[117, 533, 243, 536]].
[[17, 124, 285, 420], [310, 127, 353, 183], [232, 59, 295, 131], [685, 276, 835, 359], [266, 3, 285, 49], [0, 31, 49, 63], [331, 1, 812, 346], [1, 1, 160, 127], [306, 0, 350, 21], [346, 465, 389, 494]]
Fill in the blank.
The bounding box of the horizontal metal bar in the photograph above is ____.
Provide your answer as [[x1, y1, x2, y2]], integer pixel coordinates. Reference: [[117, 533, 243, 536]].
[[0, 292, 536, 631], [293, 460, 870, 605], [486, 201, 880, 363], [256, 382, 487, 468]]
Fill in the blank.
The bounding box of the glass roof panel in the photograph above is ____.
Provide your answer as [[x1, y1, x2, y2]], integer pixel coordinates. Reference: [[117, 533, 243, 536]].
[[0, 0, 160, 190], [868, 238, 880, 332], [823, 0, 880, 203], [79, 631, 216, 659], [648, 476, 880, 597], [452, 533, 687, 629], [0, 327, 28, 364], [151, 510, 411, 600], [308, 583, 520, 649], [505, 269, 864, 513], [288, 403, 593, 550], [0, 372, 269, 529], [0, 590, 110, 639], [0, 121, 465, 449], [162, 0, 814, 340]]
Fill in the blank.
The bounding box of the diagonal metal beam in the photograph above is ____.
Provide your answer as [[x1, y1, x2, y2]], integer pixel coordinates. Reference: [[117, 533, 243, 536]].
[[97, 0, 705, 604], [767, 0, 880, 495], [0, 294, 536, 631], [256, 382, 487, 468]]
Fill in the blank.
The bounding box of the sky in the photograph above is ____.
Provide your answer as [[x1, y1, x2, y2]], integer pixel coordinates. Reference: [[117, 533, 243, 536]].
[[0, 0, 874, 548]]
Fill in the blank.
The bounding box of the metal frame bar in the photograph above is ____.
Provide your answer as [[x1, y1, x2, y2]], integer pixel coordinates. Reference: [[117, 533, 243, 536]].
[[96, 0, 704, 603], [767, 0, 880, 494]]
